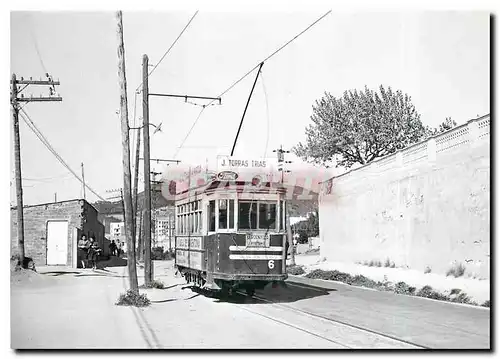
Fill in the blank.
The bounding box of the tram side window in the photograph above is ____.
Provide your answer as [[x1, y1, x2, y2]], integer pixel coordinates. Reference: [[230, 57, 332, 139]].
[[219, 200, 228, 229], [208, 200, 216, 232], [259, 203, 277, 230], [229, 199, 234, 229], [239, 202, 257, 229]]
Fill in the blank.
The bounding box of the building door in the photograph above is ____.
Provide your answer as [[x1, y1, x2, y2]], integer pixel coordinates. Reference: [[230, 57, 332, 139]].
[[46, 221, 69, 265]]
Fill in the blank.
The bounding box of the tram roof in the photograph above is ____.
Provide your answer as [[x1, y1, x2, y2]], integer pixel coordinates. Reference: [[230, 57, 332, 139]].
[[174, 180, 286, 199]]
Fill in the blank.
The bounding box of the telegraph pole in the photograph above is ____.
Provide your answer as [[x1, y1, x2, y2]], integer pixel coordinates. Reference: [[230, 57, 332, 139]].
[[274, 145, 294, 266], [11, 73, 62, 267], [133, 126, 141, 260], [142, 54, 153, 286], [116, 10, 138, 292], [142, 52, 217, 284], [81, 162, 86, 200]]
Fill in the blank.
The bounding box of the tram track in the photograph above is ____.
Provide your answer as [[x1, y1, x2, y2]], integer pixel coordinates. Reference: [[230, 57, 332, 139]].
[[234, 285, 428, 349]]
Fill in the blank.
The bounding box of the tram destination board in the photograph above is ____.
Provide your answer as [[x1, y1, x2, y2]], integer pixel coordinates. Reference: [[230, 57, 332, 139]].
[[246, 233, 270, 247]]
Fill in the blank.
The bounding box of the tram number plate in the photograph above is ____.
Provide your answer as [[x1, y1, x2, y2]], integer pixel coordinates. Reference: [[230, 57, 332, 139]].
[[246, 233, 269, 247]]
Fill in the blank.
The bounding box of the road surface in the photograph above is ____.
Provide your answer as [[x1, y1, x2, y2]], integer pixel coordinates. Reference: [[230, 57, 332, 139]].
[[10, 260, 490, 349]]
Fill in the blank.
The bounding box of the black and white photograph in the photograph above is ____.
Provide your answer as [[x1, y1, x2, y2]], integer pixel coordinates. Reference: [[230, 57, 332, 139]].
[[7, 2, 492, 351]]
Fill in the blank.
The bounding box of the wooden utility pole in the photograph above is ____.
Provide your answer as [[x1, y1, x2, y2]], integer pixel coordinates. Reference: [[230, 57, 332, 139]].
[[81, 162, 86, 200], [142, 54, 153, 286], [133, 128, 142, 260], [116, 10, 138, 292], [275, 145, 294, 266], [11, 74, 25, 266], [11, 73, 61, 267]]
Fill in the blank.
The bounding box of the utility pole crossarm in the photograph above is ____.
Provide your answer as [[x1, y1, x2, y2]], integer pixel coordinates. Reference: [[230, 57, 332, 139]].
[[11, 79, 60, 85], [17, 97, 62, 102], [149, 93, 221, 104], [140, 158, 181, 164]]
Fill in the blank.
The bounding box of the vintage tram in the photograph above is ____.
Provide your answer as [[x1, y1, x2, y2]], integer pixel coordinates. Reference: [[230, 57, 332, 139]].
[[173, 160, 288, 296]]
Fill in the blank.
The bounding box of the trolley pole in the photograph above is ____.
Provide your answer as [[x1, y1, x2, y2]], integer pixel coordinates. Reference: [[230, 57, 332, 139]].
[[142, 54, 153, 286]]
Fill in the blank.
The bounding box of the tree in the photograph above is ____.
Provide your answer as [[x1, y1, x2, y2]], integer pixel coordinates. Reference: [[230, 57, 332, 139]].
[[425, 117, 457, 137], [294, 85, 428, 168]]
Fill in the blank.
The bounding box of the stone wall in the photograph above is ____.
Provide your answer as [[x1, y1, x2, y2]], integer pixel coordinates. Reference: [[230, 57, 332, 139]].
[[319, 115, 490, 279]]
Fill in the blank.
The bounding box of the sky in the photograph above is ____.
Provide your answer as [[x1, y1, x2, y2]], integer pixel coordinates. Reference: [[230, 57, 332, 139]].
[[9, 10, 490, 205]]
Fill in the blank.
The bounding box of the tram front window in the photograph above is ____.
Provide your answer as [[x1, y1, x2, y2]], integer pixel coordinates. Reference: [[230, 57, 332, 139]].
[[239, 202, 257, 229], [259, 203, 276, 230]]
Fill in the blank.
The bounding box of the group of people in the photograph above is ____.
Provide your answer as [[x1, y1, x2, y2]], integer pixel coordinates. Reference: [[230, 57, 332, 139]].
[[77, 235, 103, 270]]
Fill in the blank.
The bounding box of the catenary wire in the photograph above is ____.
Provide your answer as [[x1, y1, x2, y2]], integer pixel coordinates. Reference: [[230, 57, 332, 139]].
[[174, 10, 331, 158], [135, 11, 199, 93]]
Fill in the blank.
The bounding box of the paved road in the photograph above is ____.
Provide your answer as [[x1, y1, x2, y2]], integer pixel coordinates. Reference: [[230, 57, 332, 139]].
[[11, 261, 490, 349]]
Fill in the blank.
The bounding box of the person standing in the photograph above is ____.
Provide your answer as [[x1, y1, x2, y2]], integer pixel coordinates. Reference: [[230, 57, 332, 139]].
[[77, 234, 90, 269], [109, 240, 117, 256], [87, 236, 102, 270]]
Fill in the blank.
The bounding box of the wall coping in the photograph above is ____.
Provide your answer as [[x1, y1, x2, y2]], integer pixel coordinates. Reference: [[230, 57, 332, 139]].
[[10, 198, 98, 214], [320, 113, 490, 184]]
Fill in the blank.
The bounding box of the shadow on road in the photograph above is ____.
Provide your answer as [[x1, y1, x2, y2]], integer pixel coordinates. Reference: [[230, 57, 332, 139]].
[[184, 281, 335, 304], [42, 271, 81, 276], [97, 256, 128, 269]]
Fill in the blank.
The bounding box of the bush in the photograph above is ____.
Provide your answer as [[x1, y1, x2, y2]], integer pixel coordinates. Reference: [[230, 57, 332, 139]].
[[424, 266, 432, 274], [305, 269, 352, 283], [116, 289, 150, 307], [482, 300, 490, 308], [394, 281, 416, 295], [350, 274, 380, 289], [287, 265, 306, 275], [448, 289, 473, 304], [416, 285, 449, 301], [11, 254, 36, 271], [141, 279, 165, 289], [446, 263, 466, 278]]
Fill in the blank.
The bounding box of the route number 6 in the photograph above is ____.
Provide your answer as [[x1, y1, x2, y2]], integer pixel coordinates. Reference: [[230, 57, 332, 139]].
[[268, 260, 275, 269]]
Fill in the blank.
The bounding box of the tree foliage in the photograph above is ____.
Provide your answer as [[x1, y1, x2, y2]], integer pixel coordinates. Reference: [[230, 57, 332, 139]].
[[425, 117, 457, 137], [294, 85, 432, 168], [292, 210, 319, 243]]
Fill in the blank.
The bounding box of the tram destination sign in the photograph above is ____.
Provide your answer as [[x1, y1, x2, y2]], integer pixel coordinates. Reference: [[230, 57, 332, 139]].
[[216, 156, 278, 182], [246, 233, 270, 247]]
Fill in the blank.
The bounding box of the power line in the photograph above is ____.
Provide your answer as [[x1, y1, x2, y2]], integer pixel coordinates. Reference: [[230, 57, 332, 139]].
[[135, 11, 199, 92], [215, 10, 331, 103], [173, 106, 207, 159], [18, 108, 107, 202], [173, 10, 331, 158]]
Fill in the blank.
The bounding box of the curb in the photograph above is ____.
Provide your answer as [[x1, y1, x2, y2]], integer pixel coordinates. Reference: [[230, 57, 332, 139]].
[[286, 274, 491, 311]]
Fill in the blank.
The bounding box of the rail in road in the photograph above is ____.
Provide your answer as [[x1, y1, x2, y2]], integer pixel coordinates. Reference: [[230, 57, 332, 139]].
[[235, 287, 424, 349], [238, 278, 490, 350]]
